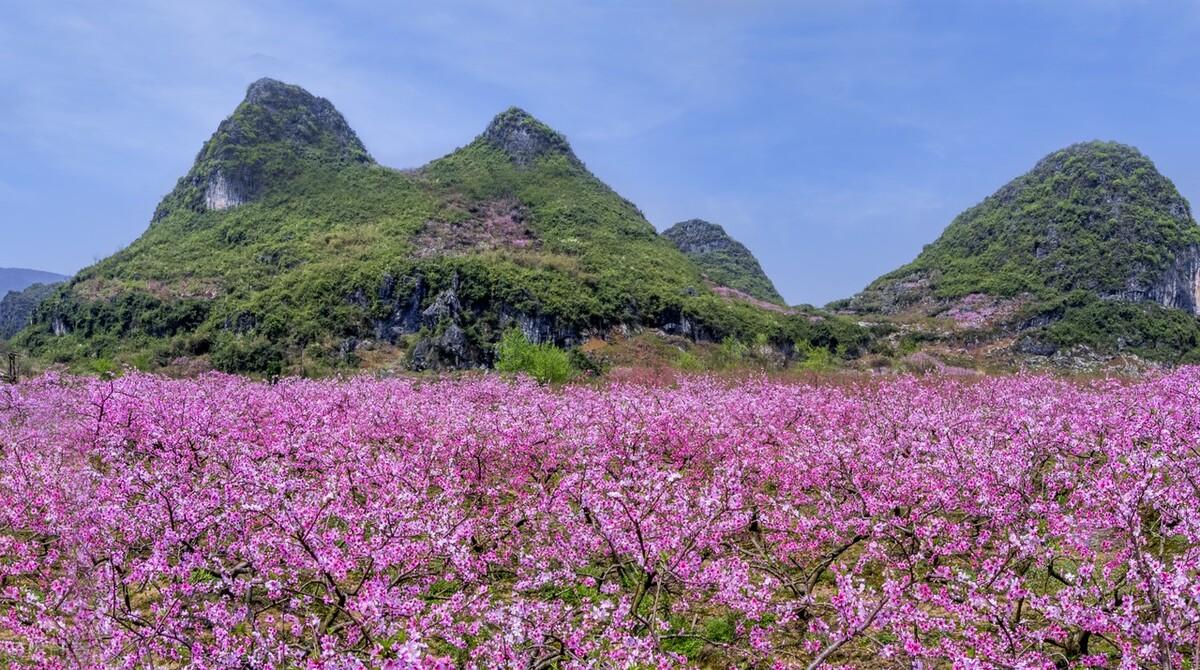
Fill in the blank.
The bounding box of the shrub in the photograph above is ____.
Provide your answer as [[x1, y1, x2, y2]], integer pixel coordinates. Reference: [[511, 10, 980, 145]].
[[713, 336, 749, 369], [494, 328, 576, 384], [210, 335, 285, 376], [795, 341, 837, 372], [674, 349, 705, 372]]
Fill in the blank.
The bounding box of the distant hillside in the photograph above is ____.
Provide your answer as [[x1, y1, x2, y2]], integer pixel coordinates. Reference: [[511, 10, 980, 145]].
[[0, 268, 67, 297], [847, 141, 1200, 363], [19, 79, 862, 375], [0, 269, 68, 341], [852, 142, 1198, 312], [0, 283, 61, 340], [662, 219, 785, 305]]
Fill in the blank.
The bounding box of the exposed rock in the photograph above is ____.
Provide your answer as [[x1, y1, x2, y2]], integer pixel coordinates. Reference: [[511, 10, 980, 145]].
[[202, 168, 254, 211], [497, 305, 579, 347], [371, 275, 427, 343], [439, 323, 468, 361], [408, 323, 473, 370], [481, 107, 578, 167], [1126, 244, 1200, 314], [154, 78, 373, 221], [1013, 336, 1060, 357], [408, 338, 435, 370], [657, 307, 700, 340], [421, 285, 463, 326], [846, 272, 932, 314]]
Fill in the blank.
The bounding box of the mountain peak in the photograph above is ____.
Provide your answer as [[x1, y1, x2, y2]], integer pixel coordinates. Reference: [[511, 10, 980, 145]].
[[152, 78, 372, 221], [216, 78, 372, 164], [481, 107, 577, 166], [663, 219, 785, 305], [667, 219, 730, 239], [1048, 139, 1144, 160], [850, 139, 1200, 316], [244, 77, 304, 103]]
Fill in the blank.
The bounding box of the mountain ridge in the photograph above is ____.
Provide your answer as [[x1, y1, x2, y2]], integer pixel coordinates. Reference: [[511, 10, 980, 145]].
[[15, 79, 1200, 373], [0, 268, 69, 341], [18, 78, 857, 375]]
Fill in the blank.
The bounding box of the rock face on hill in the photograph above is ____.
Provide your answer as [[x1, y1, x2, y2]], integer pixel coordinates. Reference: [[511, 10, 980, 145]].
[[481, 107, 579, 167], [153, 78, 373, 221], [851, 141, 1200, 316], [662, 220, 785, 305], [20, 79, 836, 374]]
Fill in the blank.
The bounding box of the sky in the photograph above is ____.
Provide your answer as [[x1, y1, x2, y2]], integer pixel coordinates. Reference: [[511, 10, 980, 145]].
[[3, 1, 1200, 305]]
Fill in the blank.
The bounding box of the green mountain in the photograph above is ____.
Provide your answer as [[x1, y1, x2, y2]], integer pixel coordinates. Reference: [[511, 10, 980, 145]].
[[847, 141, 1200, 362], [19, 79, 857, 374], [0, 269, 68, 341], [0, 283, 63, 340], [662, 219, 785, 305]]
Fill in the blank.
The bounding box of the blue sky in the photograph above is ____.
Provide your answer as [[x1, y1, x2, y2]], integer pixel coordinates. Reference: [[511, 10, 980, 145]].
[[3, 1, 1199, 305]]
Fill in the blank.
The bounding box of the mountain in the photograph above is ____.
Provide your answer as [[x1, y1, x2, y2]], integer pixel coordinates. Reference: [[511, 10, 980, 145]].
[[0, 268, 67, 297], [846, 141, 1200, 362], [851, 142, 1198, 313], [19, 79, 858, 374], [151, 78, 373, 221], [0, 283, 61, 340], [662, 219, 785, 305], [0, 269, 68, 341]]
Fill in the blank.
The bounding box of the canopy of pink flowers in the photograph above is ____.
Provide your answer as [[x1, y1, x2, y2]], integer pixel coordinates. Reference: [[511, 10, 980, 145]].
[[2, 371, 1199, 668]]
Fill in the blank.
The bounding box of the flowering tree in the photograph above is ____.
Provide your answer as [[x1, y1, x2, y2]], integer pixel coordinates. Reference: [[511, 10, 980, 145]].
[[2, 370, 1199, 668]]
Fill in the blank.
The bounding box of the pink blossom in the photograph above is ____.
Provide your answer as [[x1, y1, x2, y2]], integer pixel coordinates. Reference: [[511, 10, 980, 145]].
[[1, 371, 1198, 667]]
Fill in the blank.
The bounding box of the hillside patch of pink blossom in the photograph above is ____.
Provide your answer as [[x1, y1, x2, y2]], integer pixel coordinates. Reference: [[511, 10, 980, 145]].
[[2, 370, 1200, 668]]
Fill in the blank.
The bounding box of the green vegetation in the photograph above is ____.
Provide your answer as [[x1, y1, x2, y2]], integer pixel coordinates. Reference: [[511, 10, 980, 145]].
[[494, 329, 576, 383], [1022, 292, 1200, 362], [848, 140, 1200, 363], [794, 341, 838, 372], [0, 283, 60, 339], [16, 79, 862, 375], [862, 142, 1199, 304], [662, 219, 785, 304]]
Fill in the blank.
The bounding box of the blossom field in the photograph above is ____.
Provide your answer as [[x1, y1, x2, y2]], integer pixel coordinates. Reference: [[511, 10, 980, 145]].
[[2, 371, 1200, 669]]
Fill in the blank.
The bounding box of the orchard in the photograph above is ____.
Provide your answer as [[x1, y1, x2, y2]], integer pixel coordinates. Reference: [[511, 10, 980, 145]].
[[2, 371, 1199, 668]]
